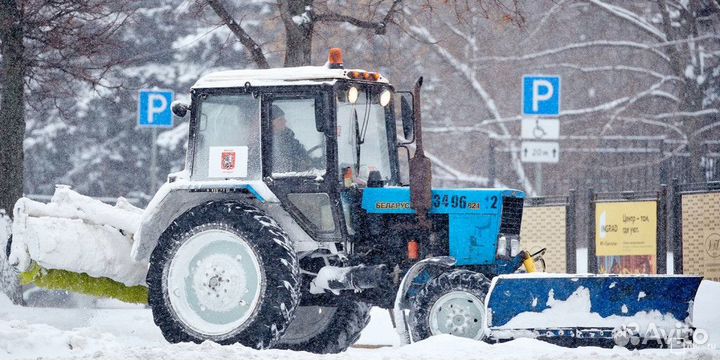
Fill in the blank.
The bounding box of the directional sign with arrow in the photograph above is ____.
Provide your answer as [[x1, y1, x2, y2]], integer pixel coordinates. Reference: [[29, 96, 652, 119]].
[[521, 141, 559, 163]]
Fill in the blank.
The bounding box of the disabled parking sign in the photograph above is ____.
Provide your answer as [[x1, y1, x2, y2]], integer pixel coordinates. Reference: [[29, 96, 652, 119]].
[[138, 89, 174, 128], [522, 76, 560, 116]]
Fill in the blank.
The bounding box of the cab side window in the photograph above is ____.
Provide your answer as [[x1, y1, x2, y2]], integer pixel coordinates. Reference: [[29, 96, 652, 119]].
[[270, 99, 326, 176]]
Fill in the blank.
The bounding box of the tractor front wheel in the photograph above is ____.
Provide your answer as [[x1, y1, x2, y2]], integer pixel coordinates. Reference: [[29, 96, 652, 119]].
[[147, 201, 300, 349], [408, 270, 490, 342]]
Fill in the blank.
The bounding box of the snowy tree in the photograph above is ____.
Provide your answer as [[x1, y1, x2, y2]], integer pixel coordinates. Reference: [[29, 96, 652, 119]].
[[395, 0, 720, 194], [202, 0, 402, 68], [0, 0, 134, 213], [20, 0, 261, 198]]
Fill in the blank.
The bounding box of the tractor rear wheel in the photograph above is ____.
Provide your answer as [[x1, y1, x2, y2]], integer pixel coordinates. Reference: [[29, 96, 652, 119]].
[[147, 201, 300, 349], [275, 300, 371, 353], [409, 270, 490, 342]]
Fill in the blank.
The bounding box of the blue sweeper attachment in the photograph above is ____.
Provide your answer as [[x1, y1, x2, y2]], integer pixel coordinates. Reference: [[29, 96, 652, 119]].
[[485, 274, 703, 348]]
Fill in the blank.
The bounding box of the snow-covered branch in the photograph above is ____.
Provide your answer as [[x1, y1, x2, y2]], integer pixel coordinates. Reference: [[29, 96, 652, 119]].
[[617, 116, 687, 140], [523, 0, 568, 43], [650, 109, 720, 120], [691, 121, 720, 137], [529, 63, 681, 82], [587, 0, 666, 42], [473, 40, 671, 63], [406, 19, 535, 194], [603, 78, 676, 133]]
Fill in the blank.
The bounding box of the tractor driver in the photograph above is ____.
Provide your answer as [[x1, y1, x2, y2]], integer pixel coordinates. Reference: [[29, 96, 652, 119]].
[[271, 105, 315, 173]]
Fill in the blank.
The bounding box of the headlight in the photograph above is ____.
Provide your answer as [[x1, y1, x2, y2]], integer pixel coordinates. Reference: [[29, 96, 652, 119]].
[[510, 238, 520, 257], [496, 236, 507, 257]]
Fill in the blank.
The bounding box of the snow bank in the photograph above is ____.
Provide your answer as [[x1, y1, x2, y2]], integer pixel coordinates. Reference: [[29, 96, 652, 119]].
[[0, 210, 9, 248], [693, 280, 720, 348], [0, 287, 719, 360], [9, 186, 147, 286], [0, 282, 719, 360]]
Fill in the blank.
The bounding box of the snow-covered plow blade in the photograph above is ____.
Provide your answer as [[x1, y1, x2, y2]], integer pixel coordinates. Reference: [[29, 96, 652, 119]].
[[6, 186, 149, 303], [486, 274, 703, 348]]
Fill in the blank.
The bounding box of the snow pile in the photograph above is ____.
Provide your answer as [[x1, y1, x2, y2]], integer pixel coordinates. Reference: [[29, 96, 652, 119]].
[[1, 210, 23, 304], [499, 286, 682, 332], [8, 186, 148, 286], [309, 265, 350, 294], [0, 287, 719, 360], [693, 279, 720, 347], [0, 210, 9, 248]]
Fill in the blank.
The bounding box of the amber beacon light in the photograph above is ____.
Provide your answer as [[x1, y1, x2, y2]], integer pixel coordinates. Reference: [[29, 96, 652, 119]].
[[328, 48, 344, 69]]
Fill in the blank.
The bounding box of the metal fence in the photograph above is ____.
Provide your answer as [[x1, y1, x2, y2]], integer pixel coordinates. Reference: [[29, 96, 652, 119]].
[[520, 180, 719, 280], [487, 137, 720, 196], [520, 192, 577, 273], [671, 180, 720, 281]]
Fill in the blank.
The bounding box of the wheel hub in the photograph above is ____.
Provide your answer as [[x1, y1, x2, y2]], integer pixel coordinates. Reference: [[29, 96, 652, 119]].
[[166, 229, 263, 336], [429, 291, 485, 339], [192, 254, 247, 312]]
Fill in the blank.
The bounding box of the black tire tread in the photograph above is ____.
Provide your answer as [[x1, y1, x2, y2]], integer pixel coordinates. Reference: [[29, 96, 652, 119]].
[[275, 301, 371, 354], [147, 200, 300, 349], [408, 269, 490, 342]]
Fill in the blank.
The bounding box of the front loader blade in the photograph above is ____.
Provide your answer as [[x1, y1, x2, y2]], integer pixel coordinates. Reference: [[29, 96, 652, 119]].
[[485, 274, 703, 347]]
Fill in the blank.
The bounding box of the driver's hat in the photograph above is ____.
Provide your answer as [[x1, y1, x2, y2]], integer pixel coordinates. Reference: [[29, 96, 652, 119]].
[[271, 105, 285, 120]]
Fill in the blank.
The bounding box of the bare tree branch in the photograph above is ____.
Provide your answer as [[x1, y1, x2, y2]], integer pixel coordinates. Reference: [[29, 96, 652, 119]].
[[656, 0, 683, 75], [276, 0, 304, 40], [205, 0, 269, 69], [314, 0, 402, 35]]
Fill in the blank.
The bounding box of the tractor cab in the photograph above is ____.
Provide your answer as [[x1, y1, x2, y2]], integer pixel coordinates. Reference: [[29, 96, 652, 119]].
[[181, 49, 403, 244]]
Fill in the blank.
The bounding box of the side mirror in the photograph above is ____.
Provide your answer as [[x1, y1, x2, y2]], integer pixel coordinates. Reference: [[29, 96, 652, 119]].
[[171, 101, 189, 117], [399, 93, 414, 141]]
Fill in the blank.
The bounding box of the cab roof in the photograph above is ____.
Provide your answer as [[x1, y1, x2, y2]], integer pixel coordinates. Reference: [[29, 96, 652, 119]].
[[192, 65, 389, 89]]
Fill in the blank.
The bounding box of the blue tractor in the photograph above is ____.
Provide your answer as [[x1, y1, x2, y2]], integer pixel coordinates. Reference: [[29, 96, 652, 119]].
[[7, 48, 702, 353]]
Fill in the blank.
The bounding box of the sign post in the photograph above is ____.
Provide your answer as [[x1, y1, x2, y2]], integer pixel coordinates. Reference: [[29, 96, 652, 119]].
[[521, 75, 561, 195], [138, 89, 174, 193]]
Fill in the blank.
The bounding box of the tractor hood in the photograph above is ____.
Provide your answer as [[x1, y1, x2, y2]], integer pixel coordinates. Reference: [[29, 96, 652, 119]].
[[361, 187, 525, 215], [361, 187, 526, 266]]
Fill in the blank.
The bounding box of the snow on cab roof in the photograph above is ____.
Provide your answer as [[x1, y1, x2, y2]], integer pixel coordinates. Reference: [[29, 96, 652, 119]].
[[192, 65, 389, 89]]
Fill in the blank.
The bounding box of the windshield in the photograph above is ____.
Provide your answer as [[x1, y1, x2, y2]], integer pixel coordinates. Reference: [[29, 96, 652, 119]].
[[337, 86, 393, 184], [191, 94, 261, 180]]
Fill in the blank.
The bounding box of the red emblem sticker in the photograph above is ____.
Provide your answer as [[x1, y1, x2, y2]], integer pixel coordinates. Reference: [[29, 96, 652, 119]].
[[221, 150, 236, 172]]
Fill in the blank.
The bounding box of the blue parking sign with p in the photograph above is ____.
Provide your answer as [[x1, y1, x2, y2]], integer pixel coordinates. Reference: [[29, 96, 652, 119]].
[[138, 89, 174, 128], [522, 76, 560, 116]]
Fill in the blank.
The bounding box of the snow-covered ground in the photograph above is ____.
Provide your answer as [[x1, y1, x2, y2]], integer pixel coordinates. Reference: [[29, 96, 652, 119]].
[[1, 281, 719, 360]]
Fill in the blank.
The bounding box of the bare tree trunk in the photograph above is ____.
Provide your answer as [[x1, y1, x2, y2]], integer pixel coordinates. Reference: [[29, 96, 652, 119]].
[[278, 0, 314, 67], [679, 81, 710, 184], [0, 0, 26, 215], [283, 24, 313, 67]]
